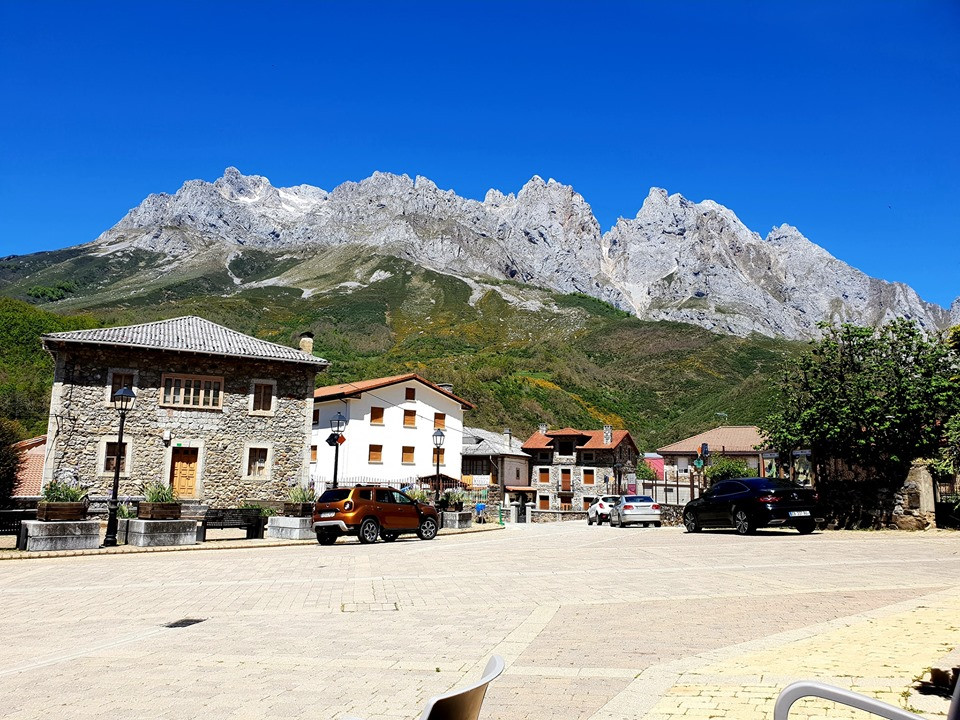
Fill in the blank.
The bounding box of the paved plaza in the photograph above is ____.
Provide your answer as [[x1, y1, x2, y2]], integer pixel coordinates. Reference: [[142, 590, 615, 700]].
[[0, 523, 958, 720]]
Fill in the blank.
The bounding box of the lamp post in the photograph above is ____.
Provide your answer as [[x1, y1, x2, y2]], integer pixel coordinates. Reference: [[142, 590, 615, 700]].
[[613, 462, 623, 495], [330, 411, 346, 489], [432, 429, 445, 502], [103, 386, 135, 547]]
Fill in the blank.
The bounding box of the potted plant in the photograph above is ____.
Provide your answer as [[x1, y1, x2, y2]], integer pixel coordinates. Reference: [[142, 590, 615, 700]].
[[284, 480, 316, 517], [37, 468, 90, 520], [138, 481, 181, 519], [444, 490, 466, 512]]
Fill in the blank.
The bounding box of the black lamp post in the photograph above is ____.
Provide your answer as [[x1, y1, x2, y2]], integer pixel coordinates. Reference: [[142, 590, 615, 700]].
[[432, 429, 445, 502], [103, 386, 135, 547], [329, 411, 346, 489], [613, 461, 623, 495]]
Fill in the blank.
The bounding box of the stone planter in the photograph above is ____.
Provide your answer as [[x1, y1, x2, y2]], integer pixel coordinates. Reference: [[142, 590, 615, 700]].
[[282, 502, 314, 517], [19, 519, 99, 551], [267, 515, 315, 540], [138, 502, 181, 520], [441, 510, 472, 529], [119, 519, 197, 547], [36, 501, 87, 521]]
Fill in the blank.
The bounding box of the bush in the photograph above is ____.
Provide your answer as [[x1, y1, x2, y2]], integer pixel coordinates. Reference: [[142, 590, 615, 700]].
[[287, 480, 317, 503], [142, 480, 177, 503], [704, 456, 751, 485], [41, 468, 90, 502], [0, 419, 23, 508], [635, 461, 657, 483]]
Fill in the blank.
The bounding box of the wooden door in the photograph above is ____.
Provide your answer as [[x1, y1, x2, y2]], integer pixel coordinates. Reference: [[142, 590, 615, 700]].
[[170, 447, 199, 499]]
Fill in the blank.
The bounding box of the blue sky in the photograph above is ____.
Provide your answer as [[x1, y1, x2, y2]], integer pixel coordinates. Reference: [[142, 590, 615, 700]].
[[1, 1, 958, 306]]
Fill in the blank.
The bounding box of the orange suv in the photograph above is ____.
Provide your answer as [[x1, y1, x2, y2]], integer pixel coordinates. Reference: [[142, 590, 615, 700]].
[[312, 486, 440, 545]]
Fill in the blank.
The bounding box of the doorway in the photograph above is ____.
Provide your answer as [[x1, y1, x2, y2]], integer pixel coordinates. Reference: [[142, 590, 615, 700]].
[[170, 447, 199, 498]]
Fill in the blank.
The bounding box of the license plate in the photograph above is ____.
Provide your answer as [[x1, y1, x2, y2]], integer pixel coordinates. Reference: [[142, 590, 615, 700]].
[[320, 511, 335, 518], [789, 510, 810, 517]]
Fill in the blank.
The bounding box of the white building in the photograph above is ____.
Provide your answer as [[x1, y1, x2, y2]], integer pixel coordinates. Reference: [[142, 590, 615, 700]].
[[310, 374, 474, 488]]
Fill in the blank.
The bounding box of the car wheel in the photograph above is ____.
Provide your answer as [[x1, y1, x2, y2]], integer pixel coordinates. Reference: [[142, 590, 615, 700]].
[[358, 518, 380, 544], [641, 523, 648, 528], [417, 516, 438, 540], [597, 515, 604, 525], [316, 530, 338, 546], [587, 514, 594, 526], [796, 520, 816, 534], [683, 510, 701, 533], [733, 508, 755, 535], [611, 513, 619, 527], [653, 521, 662, 528], [381, 531, 399, 542]]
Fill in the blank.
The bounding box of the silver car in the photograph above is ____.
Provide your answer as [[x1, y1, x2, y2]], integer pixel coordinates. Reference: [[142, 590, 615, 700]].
[[609, 495, 662, 527]]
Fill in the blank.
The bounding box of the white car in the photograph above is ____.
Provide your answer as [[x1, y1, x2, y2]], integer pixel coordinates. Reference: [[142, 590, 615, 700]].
[[609, 495, 662, 528], [587, 495, 620, 525]]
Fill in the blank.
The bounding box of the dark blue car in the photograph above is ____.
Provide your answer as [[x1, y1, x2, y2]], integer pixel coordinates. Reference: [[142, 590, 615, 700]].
[[682, 477, 824, 535]]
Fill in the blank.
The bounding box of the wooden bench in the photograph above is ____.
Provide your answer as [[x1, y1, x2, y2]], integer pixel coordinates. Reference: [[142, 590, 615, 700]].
[[196, 508, 265, 542]]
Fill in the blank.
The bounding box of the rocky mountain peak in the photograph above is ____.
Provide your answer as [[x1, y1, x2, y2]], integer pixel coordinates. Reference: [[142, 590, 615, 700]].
[[85, 169, 953, 340]]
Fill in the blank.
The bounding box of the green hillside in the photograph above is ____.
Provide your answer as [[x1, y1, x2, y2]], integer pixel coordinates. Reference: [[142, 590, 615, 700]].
[[0, 247, 802, 448]]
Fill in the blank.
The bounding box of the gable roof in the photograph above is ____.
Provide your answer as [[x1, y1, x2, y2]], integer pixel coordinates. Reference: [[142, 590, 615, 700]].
[[657, 426, 763, 455], [522, 428, 638, 453], [41, 316, 328, 367], [462, 427, 530, 458], [314, 373, 474, 409]]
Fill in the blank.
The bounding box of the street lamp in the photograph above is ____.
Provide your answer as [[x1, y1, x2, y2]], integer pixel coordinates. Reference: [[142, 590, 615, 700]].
[[103, 386, 135, 547], [432, 429, 445, 502], [613, 462, 623, 495], [329, 411, 346, 489]]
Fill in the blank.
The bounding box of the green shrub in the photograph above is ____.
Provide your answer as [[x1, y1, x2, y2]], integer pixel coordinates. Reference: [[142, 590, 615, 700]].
[[240, 502, 277, 517], [704, 456, 751, 485], [287, 480, 316, 503], [41, 470, 89, 502], [142, 480, 178, 503]]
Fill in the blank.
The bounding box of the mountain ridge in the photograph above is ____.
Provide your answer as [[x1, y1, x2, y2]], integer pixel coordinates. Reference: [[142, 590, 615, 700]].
[[13, 167, 960, 339]]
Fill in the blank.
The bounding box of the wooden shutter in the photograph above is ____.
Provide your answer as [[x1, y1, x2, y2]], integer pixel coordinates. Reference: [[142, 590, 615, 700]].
[[434, 412, 446, 429], [402, 446, 414, 463], [310, 445, 318, 462], [583, 469, 595, 485], [370, 406, 384, 424], [432, 448, 445, 465], [403, 409, 416, 427], [539, 467, 550, 483], [561, 469, 571, 491], [405, 387, 416, 400], [369, 444, 383, 462]]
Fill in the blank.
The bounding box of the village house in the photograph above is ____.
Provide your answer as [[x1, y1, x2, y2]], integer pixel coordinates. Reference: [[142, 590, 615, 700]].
[[310, 374, 474, 489], [40, 316, 327, 506], [520, 424, 640, 516], [461, 427, 530, 491]]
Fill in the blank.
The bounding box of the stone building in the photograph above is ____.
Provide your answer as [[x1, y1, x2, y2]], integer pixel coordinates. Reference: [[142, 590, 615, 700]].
[[521, 424, 640, 514], [41, 316, 328, 507], [461, 427, 530, 490]]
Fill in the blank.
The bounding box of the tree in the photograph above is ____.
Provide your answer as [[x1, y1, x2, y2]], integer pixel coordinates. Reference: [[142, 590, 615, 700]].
[[635, 460, 657, 483], [704, 456, 750, 484], [761, 320, 960, 526], [0, 419, 24, 508]]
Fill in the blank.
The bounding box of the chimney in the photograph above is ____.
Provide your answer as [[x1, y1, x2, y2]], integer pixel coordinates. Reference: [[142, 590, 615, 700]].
[[503, 427, 512, 449], [437, 382, 454, 393], [299, 332, 314, 355], [603, 424, 613, 445], [538, 423, 548, 435]]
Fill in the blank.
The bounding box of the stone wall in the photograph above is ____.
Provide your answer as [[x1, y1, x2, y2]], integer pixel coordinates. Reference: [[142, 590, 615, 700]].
[[44, 345, 316, 508], [531, 510, 588, 523], [528, 446, 639, 512]]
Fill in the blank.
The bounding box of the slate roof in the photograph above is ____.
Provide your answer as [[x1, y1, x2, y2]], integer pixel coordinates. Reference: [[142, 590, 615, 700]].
[[462, 427, 530, 458], [657, 426, 764, 455], [314, 374, 474, 409], [522, 428, 638, 453], [42, 316, 328, 367]]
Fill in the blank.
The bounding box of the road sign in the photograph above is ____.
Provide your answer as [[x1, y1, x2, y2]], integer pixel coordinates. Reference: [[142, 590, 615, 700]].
[[325, 433, 340, 447], [700, 443, 710, 457]]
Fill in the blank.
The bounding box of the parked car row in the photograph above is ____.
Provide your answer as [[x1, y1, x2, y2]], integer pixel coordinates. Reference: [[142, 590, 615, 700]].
[[587, 495, 662, 527]]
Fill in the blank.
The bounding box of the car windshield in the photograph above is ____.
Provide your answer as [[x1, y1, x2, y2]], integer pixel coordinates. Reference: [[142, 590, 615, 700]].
[[317, 489, 352, 502]]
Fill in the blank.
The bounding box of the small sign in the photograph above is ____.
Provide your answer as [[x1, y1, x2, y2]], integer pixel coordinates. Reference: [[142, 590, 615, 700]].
[[337, 434, 346, 445], [693, 458, 704, 469], [792, 449, 812, 457], [325, 433, 339, 447]]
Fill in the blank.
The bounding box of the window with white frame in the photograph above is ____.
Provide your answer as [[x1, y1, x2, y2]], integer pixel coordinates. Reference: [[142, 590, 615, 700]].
[[98, 437, 132, 476], [249, 379, 276, 415], [243, 445, 271, 479]]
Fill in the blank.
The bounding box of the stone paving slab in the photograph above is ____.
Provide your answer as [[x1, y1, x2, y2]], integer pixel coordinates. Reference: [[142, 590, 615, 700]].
[[0, 524, 957, 720]]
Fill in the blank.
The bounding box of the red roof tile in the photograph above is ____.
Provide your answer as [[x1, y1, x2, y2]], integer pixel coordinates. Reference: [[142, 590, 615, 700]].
[[13, 436, 46, 496], [522, 428, 637, 453]]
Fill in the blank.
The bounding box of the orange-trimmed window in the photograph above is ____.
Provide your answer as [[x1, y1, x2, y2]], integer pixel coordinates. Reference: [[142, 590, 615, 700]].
[[432, 448, 445, 465], [538, 495, 549, 510], [370, 406, 384, 425], [369, 444, 383, 463], [161, 374, 223, 409], [561, 469, 571, 491], [401, 446, 415, 463], [405, 387, 416, 401], [583, 469, 595, 485], [403, 409, 416, 427], [539, 468, 550, 483], [310, 445, 318, 462], [434, 412, 446, 430]]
